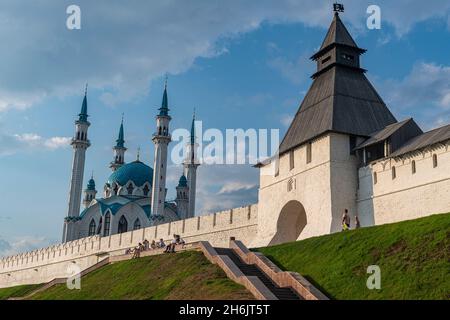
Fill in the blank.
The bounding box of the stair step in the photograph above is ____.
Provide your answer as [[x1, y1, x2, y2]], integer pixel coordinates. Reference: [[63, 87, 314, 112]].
[[213, 247, 301, 300]]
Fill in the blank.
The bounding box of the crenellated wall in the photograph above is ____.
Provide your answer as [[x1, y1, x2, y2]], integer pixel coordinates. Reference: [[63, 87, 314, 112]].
[[0, 204, 258, 289], [357, 142, 450, 226]]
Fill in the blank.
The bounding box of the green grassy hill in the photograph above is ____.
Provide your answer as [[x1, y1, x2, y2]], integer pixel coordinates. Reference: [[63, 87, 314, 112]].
[[0, 284, 42, 300], [258, 213, 450, 300], [1, 251, 253, 300]]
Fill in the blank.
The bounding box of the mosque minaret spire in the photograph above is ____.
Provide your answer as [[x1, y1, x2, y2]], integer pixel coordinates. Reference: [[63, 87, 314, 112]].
[[110, 114, 127, 171], [63, 85, 91, 243], [151, 78, 172, 216], [184, 110, 200, 219]]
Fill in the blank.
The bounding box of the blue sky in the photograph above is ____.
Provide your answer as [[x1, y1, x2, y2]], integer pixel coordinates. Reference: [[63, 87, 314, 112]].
[[0, 0, 449, 255]]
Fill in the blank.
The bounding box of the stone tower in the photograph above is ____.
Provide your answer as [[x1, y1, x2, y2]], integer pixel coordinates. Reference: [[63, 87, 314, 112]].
[[110, 116, 127, 171], [183, 113, 200, 218], [63, 87, 91, 243], [83, 174, 97, 209], [175, 175, 189, 219], [151, 81, 172, 216]]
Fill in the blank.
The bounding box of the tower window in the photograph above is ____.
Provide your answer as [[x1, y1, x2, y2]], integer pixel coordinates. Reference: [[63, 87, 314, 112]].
[[96, 217, 102, 235], [127, 183, 134, 195], [412, 160, 416, 174], [118, 215, 128, 234], [392, 166, 396, 180], [133, 218, 141, 231], [289, 150, 295, 170], [342, 53, 354, 61], [143, 184, 149, 196], [373, 172, 377, 185], [88, 219, 96, 236], [306, 142, 312, 164], [103, 213, 111, 236], [322, 56, 331, 64], [433, 154, 438, 168]]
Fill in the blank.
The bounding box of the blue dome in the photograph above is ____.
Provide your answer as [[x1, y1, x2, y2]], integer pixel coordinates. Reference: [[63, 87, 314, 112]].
[[108, 161, 153, 187]]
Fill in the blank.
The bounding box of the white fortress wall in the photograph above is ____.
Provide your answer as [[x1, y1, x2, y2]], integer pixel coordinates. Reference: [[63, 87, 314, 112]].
[[357, 142, 450, 225], [0, 204, 258, 289], [255, 134, 334, 247]]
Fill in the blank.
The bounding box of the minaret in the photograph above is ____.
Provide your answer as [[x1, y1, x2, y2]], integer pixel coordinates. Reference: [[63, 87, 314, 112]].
[[183, 112, 200, 218], [151, 79, 172, 216], [83, 174, 97, 209], [63, 86, 91, 243], [110, 115, 127, 171], [175, 175, 189, 219]]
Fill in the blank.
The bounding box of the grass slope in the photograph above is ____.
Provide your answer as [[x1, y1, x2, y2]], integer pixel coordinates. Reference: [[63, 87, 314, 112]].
[[258, 213, 450, 300], [0, 284, 42, 300], [29, 250, 253, 300]]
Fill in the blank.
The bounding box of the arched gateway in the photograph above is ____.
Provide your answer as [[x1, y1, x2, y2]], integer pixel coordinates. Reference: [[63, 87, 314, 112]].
[[269, 200, 307, 245]]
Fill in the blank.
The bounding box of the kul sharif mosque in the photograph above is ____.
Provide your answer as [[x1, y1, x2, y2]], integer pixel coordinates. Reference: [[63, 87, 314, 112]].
[[62, 82, 199, 243]]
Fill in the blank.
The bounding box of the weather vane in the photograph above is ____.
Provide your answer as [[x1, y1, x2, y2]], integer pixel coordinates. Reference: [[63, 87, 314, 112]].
[[333, 2, 345, 13]]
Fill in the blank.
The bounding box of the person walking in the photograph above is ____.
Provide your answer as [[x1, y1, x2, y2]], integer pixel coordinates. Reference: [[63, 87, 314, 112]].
[[342, 209, 351, 231]]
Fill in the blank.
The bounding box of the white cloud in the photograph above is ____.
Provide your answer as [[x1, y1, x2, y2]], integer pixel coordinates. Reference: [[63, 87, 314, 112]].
[[0, 131, 71, 156], [195, 164, 258, 214], [280, 114, 294, 127], [0, 1, 448, 111], [0, 236, 55, 258], [268, 53, 313, 85], [378, 62, 450, 129], [218, 182, 257, 194]]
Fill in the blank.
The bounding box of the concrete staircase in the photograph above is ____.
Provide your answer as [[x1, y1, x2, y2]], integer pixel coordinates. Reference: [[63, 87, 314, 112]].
[[214, 248, 301, 300]]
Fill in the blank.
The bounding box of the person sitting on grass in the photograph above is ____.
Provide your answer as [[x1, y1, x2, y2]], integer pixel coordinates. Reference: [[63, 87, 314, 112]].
[[150, 240, 157, 249], [158, 238, 166, 249], [143, 239, 149, 251]]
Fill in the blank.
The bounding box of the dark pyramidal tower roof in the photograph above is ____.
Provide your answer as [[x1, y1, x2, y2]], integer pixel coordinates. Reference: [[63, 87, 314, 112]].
[[279, 12, 397, 155]]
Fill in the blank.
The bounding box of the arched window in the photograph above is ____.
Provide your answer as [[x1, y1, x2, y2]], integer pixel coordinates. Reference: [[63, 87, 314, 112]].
[[433, 154, 438, 168], [113, 184, 119, 195], [412, 160, 416, 174], [118, 216, 128, 234], [127, 183, 134, 195], [96, 217, 102, 235], [103, 213, 111, 236], [392, 166, 396, 180], [133, 218, 141, 230], [77, 132, 80, 140], [158, 127, 162, 135], [88, 219, 96, 236], [143, 184, 150, 196]]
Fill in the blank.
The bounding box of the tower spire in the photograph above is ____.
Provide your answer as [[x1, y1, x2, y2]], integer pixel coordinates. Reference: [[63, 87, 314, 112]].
[[151, 78, 172, 216], [116, 113, 125, 148], [110, 115, 127, 171], [64, 87, 92, 242], [159, 75, 170, 116], [79, 83, 89, 122], [190, 109, 196, 145]]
